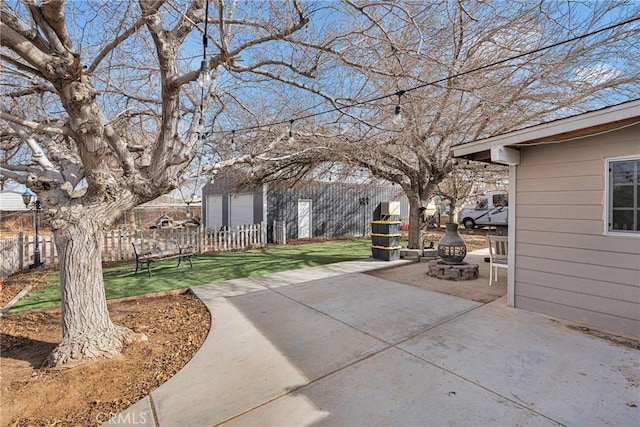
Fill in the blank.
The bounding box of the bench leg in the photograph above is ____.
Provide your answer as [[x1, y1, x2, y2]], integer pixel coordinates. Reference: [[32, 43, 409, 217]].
[[176, 255, 193, 268], [147, 261, 152, 277], [134, 259, 139, 276]]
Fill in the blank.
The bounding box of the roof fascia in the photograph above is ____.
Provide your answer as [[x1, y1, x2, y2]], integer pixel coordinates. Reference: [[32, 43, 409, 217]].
[[453, 100, 640, 158]]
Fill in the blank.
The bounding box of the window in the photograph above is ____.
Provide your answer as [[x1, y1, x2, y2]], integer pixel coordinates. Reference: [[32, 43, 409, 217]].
[[608, 158, 639, 233]]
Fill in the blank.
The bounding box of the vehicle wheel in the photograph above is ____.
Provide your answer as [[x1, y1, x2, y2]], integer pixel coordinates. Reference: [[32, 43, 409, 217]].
[[463, 218, 475, 229]]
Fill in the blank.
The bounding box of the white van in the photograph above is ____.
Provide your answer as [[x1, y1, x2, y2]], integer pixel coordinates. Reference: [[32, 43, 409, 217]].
[[460, 191, 508, 229]]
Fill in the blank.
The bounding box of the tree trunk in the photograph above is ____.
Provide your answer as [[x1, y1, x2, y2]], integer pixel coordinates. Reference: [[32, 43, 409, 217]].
[[449, 200, 458, 225], [407, 195, 425, 249], [406, 184, 436, 249], [44, 217, 145, 367]]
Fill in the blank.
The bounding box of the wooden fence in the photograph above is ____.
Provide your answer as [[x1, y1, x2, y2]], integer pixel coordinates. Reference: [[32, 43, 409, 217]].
[[0, 222, 282, 278]]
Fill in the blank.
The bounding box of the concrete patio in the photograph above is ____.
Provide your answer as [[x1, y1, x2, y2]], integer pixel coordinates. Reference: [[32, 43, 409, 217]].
[[108, 256, 639, 426]]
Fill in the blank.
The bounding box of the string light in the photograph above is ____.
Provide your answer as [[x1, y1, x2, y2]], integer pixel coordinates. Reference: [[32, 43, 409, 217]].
[[231, 130, 236, 152], [198, 0, 211, 90], [199, 17, 638, 140], [188, 0, 210, 207], [392, 90, 405, 125], [197, 117, 204, 135], [199, 60, 211, 89], [288, 119, 295, 144]]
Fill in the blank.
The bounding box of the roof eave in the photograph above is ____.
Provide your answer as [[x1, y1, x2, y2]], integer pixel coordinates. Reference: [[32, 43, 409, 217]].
[[452, 100, 640, 160]]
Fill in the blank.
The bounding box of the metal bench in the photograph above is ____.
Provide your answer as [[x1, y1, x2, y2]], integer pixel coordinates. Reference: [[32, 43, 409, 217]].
[[131, 240, 195, 277]]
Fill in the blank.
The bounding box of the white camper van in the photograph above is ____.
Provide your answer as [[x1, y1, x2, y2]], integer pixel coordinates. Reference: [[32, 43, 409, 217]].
[[460, 191, 508, 229]]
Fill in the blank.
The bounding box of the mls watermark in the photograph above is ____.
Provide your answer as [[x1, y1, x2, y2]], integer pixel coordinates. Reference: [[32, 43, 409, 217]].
[[96, 411, 148, 425]]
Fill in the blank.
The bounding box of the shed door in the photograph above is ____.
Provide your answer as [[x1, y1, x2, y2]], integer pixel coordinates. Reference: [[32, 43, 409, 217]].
[[230, 194, 254, 227], [297, 199, 312, 238], [206, 195, 223, 229]]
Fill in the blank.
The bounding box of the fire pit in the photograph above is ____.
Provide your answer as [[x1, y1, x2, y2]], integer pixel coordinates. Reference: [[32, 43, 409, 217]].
[[437, 223, 467, 264], [427, 223, 479, 281]]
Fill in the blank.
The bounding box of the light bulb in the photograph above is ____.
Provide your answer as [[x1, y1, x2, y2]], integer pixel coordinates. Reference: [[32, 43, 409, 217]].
[[230, 131, 236, 153], [392, 90, 405, 126], [199, 59, 211, 89], [288, 120, 295, 144], [392, 104, 403, 125]]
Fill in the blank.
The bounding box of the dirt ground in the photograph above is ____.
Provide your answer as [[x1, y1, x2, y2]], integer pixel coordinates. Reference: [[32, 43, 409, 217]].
[[369, 254, 507, 304], [1, 273, 210, 426], [370, 229, 507, 304]]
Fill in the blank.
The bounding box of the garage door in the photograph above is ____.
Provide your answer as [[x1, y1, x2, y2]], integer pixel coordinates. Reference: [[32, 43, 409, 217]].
[[230, 194, 254, 227], [206, 195, 223, 229]]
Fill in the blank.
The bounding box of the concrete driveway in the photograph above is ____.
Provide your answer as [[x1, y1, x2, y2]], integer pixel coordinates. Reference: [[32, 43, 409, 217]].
[[109, 258, 639, 426]]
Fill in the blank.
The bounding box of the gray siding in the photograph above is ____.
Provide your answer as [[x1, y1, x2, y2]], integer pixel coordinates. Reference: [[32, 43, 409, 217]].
[[267, 182, 408, 240], [515, 124, 640, 337], [201, 174, 265, 229], [203, 176, 409, 240]]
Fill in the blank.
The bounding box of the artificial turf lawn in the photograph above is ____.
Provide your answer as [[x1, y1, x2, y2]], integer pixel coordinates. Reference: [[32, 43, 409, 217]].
[[11, 239, 373, 313]]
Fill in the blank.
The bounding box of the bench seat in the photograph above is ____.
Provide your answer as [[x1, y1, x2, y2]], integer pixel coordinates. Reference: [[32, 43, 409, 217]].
[[132, 240, 195, 277]]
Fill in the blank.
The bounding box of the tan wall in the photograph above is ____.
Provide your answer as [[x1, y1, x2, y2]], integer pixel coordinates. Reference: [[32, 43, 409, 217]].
[[515, 124, 640, 337]]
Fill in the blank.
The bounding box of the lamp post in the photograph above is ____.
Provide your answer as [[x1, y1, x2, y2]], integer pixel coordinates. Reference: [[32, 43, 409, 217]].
[[22, 192, 43, 269], [358, 197, 369, 236]]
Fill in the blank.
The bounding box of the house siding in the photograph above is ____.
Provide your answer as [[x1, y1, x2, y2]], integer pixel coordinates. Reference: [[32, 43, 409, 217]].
[[515, 124, 640, 337], [0, 191, 29, 211]]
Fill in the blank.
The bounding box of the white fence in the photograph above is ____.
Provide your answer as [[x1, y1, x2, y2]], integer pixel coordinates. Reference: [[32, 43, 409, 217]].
[[0, 235, 22, 279], [0, 222, 282, 278], [272, 220, 287, 245]]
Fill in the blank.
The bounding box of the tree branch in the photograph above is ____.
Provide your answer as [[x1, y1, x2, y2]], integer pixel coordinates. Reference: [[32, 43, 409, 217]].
[[40, 0, 73, 50], [0, 111, 68, 136], [25, 0, 67, 53], [0, 1, 49, 52], [88, 6, 160, 74], [0, 81, 56, 98], [0, 53, 43, 78], [0, 22, 52, 72], [3, 121, 65, 185]]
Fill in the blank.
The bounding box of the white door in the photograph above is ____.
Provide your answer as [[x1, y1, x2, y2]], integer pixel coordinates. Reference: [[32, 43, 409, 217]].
[[230, 194, 254, 227], [206, 195, 223, 229], [297, 199, 312, 238]]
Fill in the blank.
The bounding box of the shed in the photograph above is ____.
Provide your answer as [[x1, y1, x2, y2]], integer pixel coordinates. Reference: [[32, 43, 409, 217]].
[[202, 171, 409, 241], [452, 100, 639, 337]]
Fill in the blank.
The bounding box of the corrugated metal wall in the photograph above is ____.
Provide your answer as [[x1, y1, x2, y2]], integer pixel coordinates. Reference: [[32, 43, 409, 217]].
[[266, 182, 408, 240], [203, 177, 409, 240]]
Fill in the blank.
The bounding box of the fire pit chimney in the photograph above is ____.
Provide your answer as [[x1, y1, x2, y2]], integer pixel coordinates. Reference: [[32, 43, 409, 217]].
[[437, 223, 467, 265]]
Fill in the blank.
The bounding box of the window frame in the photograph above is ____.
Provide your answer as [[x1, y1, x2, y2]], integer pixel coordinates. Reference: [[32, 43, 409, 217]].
[[605, 155, 640, 236]]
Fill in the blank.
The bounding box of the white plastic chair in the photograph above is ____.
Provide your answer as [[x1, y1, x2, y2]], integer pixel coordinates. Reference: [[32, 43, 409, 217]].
[[487, 235, 508, 286]]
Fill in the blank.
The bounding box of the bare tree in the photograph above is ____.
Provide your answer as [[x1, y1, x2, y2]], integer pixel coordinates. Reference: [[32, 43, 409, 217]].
[[434, 161, 508, 225], [0, 0, 362, 366], [238, 1, 640, 249]]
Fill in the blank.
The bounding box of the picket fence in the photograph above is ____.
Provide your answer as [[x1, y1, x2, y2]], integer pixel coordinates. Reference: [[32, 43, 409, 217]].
[[0, 221, 287, 279]]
